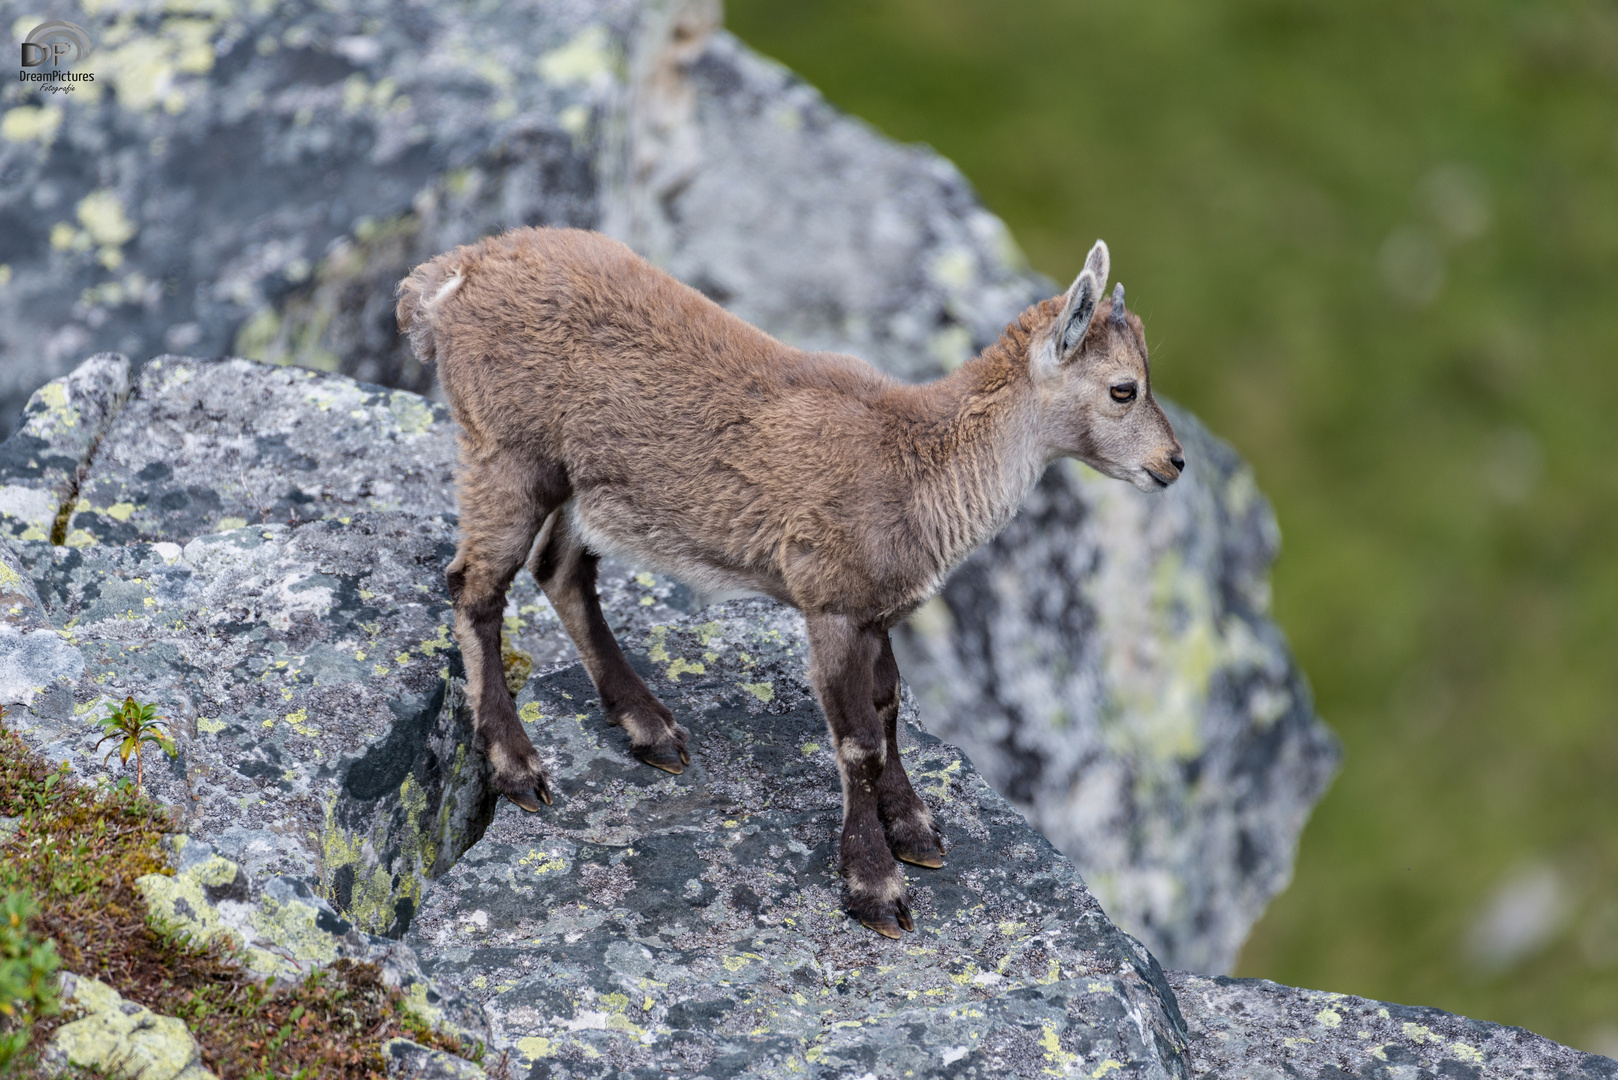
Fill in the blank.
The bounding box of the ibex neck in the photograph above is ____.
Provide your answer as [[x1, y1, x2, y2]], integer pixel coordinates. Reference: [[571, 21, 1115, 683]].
[[907, 339, 1046, 577]]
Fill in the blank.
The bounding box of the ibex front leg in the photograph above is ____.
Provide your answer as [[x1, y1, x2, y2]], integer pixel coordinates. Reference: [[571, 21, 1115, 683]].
[[872, 631, 945, 868], [447, 454, 566, 812], [806, 613, 913, 938]]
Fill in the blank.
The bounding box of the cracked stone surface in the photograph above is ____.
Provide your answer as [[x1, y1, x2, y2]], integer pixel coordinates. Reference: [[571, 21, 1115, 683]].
[[1168, 972, 1618, 1080], [404, 602, 1188, 1079], [1, 0, 1338, 970], [1, 356, 1608, 1077], [1, 355, 478, 940]]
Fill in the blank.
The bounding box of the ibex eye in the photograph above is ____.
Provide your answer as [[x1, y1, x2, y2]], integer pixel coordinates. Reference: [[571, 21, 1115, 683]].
[[1110, 384, 1137, 403]]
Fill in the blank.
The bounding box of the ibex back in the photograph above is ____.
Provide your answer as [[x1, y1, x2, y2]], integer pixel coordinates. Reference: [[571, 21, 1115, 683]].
[[396, 226, 1183, 937]]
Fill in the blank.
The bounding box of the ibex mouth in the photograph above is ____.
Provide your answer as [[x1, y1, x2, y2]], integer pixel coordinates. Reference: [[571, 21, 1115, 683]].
[[1146, 468, 1175, 489]]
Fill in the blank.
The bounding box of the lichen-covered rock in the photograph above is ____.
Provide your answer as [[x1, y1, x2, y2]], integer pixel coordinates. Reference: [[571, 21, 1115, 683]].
[[0, 357, 1602, 1077], [62, 354, 457, 544], [896, 407, 1340, 974], [404, 600, 1190, 1079], [0, 0, 627, 427], [0, 352, 129, 546], [44, 972, 216, 1080], [131, 835, 490, 1049], [383, 1037, 490, 1079], [2, 0, 1336, 969], [1168, 971, 1618, 1080], [1, 356, 481, 940]]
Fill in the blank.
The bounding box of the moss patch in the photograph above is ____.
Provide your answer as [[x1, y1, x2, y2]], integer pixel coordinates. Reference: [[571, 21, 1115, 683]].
[[0, 717, 505, 1078]]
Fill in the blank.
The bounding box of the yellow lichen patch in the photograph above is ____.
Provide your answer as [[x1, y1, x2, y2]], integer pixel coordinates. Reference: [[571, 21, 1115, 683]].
[[233, 307, 280, 361], [634, 571, 656, 588], [519, 702, 543, 724], [1316, 1007, 1342, 1028], [501, 630, 533, 696], [1, 105, 63, 144], [516, 1035, 556, 1062], [800, 742, 819, 755], [282, 708, 317, 736], [76, 190, 138, 273], [215, 516, 248, 531], [665, 657, 704, 681], [722, 953, 763, 973], [90, 11, 223, 112], [418, 622, 453, 655], [136, 871, 242, 951], [1450, 1042, 1484, 1064], [319, 803, 399, 935], [518, 848, 568, 876], [1402, 1023, 1438, 1044], [1039, 1022, 1080, 1069], [195, 716, 225, 734], [388, 391, 435, 436], [50, 221, 89, 253], [536, 24, 616, 86], [740, 681, 775, 702], [1091, 1061, 1124, 1078], [104, 502, 137, 521], [645, 626, 670, 663], [920, 758, 963, 800]]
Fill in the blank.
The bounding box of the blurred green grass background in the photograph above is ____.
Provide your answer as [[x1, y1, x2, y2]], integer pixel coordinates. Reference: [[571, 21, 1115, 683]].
[[725, 0, 1618, 1053]]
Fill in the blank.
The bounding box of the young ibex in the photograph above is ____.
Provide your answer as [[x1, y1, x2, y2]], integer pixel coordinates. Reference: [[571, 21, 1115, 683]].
[[397, 227, 1183, 937]]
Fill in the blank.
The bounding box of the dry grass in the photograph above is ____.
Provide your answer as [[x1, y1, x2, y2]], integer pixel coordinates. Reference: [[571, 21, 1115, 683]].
[[0, 718, 506, 1078]]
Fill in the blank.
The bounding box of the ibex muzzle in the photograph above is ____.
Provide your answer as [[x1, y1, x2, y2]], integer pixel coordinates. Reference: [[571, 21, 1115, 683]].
[[397, 227, 1182, 938]]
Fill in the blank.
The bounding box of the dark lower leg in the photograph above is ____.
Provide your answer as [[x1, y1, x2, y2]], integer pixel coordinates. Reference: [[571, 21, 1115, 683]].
[[448, 456, 566, 812], [531, 521, 688, 773], [449, 553, 551, 811], [871, 632, 944, 867], [807, 614, 913, 938]]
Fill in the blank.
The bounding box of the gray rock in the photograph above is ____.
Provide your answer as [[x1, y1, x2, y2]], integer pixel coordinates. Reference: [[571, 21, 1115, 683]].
[[2, 0, 1335, 969], [0, 357, 1600, 1077], [45, 972, 217, 1080], [0, 0, 627, 427], [1168, 971, 1618, 1080], [383, 1037, 489, 1079], [1, 358, 482, 940], [405, 600, 1187, 1078]]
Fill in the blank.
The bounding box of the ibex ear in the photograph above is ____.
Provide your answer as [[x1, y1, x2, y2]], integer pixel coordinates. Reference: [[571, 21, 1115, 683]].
[[1056, 240, 1109, 361]]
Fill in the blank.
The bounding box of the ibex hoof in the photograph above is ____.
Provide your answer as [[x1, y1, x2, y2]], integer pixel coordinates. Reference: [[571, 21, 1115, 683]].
[[506, 788, 543, 812], [638, 745, 685, 775], [847, 892, 913, 938], [501, 773, 554, 812], [897, 849, 944, 869]]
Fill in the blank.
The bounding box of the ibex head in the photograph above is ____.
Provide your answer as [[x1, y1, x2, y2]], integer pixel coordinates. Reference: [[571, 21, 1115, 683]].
[[1031, 239, 1185, 492]]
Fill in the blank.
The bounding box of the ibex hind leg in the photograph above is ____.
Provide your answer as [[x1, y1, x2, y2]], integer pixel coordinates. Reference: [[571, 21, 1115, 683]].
[[528, 515, 689, 774], [807, 614, 914, 938], [872, 631, 945, 868], [449, 457, 568, 812]]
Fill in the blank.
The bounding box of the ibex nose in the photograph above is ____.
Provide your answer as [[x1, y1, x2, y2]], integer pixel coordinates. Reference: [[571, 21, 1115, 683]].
[[1169, 452, 1186, 473]]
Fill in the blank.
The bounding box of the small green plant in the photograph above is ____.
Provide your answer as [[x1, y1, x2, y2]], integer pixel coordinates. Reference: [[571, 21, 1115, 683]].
[[93, 696, 177, 789], [0, 890, 60, 1071]]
